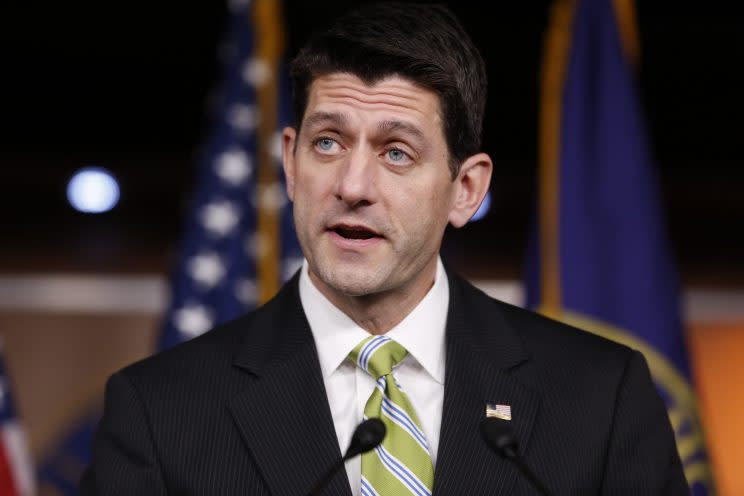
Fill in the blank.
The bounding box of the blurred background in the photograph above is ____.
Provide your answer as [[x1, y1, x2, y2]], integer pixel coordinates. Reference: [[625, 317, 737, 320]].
[[1, 0, 742, 494]]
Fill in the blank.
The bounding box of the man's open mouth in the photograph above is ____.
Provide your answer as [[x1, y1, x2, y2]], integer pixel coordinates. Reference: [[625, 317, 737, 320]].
[[332, 225, 379, 240]]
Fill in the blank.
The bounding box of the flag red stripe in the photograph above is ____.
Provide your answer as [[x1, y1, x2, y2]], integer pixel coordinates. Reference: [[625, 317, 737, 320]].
[[0, 441, 20, 496]]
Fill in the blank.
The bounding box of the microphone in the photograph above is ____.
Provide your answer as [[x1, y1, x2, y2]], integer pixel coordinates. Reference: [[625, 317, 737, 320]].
[[344, 417, 386, 459], [308, 418, 386, 496], [480, 417, 554, 496]]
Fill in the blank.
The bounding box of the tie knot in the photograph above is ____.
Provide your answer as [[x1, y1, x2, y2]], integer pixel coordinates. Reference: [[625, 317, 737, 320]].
[[348, 336, 408, 379]]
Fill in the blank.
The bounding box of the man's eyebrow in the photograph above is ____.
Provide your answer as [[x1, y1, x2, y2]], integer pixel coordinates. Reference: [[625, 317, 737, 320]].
[[302, 111, 348, 129], [378, 120, 426, 142]]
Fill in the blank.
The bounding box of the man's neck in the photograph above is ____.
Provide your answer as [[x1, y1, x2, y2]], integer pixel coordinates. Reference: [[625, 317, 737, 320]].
[[307, 259, 438, 335]]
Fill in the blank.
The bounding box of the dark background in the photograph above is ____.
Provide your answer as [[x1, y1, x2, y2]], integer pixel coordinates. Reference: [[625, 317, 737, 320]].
[[2, 1, 742, 284]]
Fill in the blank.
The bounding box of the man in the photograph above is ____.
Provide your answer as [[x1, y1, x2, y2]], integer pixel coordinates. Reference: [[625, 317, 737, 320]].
[[82, 3, 688, 495]]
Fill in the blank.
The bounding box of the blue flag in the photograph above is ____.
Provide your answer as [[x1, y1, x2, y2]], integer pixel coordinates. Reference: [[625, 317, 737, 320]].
[[38, 0, 300, 492], [526, 0, 714, 492]]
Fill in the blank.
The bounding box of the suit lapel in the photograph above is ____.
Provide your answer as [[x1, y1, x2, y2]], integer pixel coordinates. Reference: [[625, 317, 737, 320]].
[[227, 277, 352, 496], [434, 273, 541, 495]]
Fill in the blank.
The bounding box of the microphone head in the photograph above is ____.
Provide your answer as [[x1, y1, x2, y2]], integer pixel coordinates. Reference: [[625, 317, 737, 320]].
[[480, 417, 518, 459], [344, 418, 386, 460]]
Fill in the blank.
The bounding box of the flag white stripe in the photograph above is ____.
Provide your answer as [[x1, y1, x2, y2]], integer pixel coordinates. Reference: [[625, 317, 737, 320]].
[[1, 423, 36, 496]]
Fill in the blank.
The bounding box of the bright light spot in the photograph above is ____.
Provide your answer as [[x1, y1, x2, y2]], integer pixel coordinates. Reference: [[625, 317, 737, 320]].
[[187, 252, 226, 288], [214, 148, 253, 186], [67, 167, 120, 213], [200, 201, 241, 237], [227, 103, 259, 132], [242, 58, 271, 87], [234, 278, 258, 305], [470, 191, 492, 222], [173, 304, 213, 338]]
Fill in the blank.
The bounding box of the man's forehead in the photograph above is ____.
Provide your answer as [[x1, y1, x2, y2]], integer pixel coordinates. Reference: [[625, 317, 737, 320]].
[[310, 71, 428, 90], [310, 73, 438, 106], [302, 73, 443, 130]]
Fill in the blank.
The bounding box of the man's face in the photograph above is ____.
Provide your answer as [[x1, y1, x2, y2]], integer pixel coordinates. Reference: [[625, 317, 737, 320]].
[[283, 73, 465, 301]]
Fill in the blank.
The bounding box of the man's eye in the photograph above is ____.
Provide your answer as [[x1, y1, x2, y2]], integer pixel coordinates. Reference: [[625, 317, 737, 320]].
[[386, 148, 412, 165], [388, 149, 406, 161], [315, 138, 338, 152]]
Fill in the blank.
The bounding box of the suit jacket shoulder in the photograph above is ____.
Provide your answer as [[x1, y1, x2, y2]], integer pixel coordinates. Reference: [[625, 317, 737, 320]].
[[435, 271, 688, 495], [454, 271, 633, 356], [82, 274, 353, 496]]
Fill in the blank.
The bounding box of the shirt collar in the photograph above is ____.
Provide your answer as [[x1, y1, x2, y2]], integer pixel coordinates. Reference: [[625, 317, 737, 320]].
[[299, 258, 448, 385]]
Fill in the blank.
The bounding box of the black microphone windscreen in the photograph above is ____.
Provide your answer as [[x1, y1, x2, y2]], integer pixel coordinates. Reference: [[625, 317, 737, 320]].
[[308, 419, 386, 496], [344, 418, 386, 460], [480, 417, 518, 459]]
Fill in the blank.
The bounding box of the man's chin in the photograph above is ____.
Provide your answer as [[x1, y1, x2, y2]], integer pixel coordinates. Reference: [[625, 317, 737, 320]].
[[326, 275, 384, 297], [312, 264, 387, 298]]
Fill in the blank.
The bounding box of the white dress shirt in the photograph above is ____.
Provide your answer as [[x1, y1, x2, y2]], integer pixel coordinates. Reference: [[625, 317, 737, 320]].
[[299, 258, 449, 495]]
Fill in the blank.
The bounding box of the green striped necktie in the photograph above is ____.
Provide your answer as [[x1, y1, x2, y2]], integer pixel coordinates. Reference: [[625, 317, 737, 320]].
[[348, 335, 434, 496]]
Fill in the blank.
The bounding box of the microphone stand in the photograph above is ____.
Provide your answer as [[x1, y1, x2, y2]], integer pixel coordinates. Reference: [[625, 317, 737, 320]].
[[480, 417, 554, 496], [308, 418, 386, 496]]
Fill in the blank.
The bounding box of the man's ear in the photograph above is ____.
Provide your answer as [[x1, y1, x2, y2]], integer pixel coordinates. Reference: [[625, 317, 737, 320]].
[[282, 127, 297, 202], [448, 152, 493, 228]]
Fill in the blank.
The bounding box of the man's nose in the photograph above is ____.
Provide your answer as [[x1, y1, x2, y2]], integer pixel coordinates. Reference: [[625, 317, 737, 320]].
[[334, 147, 378, 207]]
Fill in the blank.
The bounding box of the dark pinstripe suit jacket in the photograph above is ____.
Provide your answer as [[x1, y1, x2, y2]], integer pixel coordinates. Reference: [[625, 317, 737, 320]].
[[81, 270, 688, 495]]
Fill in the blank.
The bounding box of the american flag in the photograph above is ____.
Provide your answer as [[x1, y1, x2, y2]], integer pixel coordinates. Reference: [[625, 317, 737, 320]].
[[485, 403, 512, 421], [159, 0, 302, 349], [38, 0, 301, 492], [0, 348, 35, 496]]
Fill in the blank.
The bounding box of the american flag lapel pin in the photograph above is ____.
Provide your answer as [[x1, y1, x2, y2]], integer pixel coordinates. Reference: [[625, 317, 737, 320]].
[[486, 403, 512, 421]]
